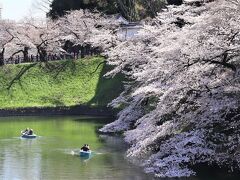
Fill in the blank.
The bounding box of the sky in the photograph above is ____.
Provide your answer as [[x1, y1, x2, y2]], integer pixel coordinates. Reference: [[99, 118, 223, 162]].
[[0, 0, 50, 21]]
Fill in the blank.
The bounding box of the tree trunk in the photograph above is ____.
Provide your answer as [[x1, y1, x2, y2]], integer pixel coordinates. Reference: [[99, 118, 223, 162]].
[[0, 48, 5, 66], [80, 46, 85, 58], [23, 47, 29, 62], [38, 47, 47, 62]]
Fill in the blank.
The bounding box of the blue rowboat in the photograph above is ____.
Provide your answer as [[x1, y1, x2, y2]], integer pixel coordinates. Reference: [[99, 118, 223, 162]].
[[21, 134, 37, 139], [80, 150, 91, 157]]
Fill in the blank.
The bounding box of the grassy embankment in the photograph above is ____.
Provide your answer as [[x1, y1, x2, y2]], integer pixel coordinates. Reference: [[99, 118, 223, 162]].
[[0, 56, 124, 109]]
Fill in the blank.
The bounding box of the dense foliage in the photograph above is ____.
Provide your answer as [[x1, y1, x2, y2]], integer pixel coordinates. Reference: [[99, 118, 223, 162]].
[[0, 10, 117, 65], [100, 0, 240, 177], [48, 0, 166, 21], [48, 0, 118, 19]]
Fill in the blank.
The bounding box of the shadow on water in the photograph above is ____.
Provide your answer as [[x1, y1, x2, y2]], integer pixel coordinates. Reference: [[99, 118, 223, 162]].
[[72, 116, 113, 123], [98, 135, 128, 153], [191, 163, 240, 180], [72, 116, 114, 133]]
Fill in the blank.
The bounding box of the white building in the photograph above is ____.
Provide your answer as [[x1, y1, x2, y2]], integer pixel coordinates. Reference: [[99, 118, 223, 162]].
[[118, 23, 142, 40], [115, 14, 142, 40]]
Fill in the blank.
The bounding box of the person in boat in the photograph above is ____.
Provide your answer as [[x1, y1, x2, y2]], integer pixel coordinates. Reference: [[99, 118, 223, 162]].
[[28, 129, 34, 135], [86, 144, 90, 150], [81, 144, 90, 152], [22, 128, 30, 135]]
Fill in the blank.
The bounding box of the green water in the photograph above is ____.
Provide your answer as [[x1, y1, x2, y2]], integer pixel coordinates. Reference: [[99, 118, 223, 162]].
[[0, 116, 154, 180], [1, 116, 239, 180]]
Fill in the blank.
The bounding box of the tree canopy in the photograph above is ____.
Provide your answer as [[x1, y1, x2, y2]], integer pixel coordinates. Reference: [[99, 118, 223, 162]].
[[48, 0, 117, 19], [47, 0, 166, 21], [100, 0, 240, 177]]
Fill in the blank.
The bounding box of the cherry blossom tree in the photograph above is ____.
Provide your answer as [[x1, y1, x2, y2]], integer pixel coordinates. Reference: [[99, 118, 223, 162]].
[[101, 0, 240, 177], [0, 10, 119, 65], [0, 20, 17, 65], [20, 18, 63, 62], [6, 23, 36, 63], [58, 10, 119, 57], [1, 18, 63, 63]]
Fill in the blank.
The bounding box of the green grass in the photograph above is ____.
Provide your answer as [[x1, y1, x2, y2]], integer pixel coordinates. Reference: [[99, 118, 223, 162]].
[[0, 57, 124, 109]]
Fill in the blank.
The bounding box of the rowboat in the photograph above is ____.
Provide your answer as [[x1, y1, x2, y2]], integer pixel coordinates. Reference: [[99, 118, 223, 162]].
[[21, 133, 37, 139], [80, 150, 91, 157]]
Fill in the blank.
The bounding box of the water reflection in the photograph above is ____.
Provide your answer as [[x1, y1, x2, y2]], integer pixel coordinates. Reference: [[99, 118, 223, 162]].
[[0, 116, 155, 180], [1, 116, 237, 180], [0, 138, 42, 180]]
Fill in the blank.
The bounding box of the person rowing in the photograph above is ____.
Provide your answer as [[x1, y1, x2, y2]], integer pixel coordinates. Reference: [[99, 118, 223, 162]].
[[21, 128, 37, 139], [28, 129, 33, 135], [81, 144, 90, 152], [21, 128, 30, 135], [21, 128, 34, 135]]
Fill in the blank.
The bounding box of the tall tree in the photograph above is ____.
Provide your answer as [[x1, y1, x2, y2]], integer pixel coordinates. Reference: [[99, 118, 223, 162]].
[[18, 18, 63, 62], [138, 0, 166, 18], [48, 0, 118, 19], [0, 21, 16, 66], [116, 0, 138, 21], [47, 0, 166, 21], [58, 9, 119, 53]]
